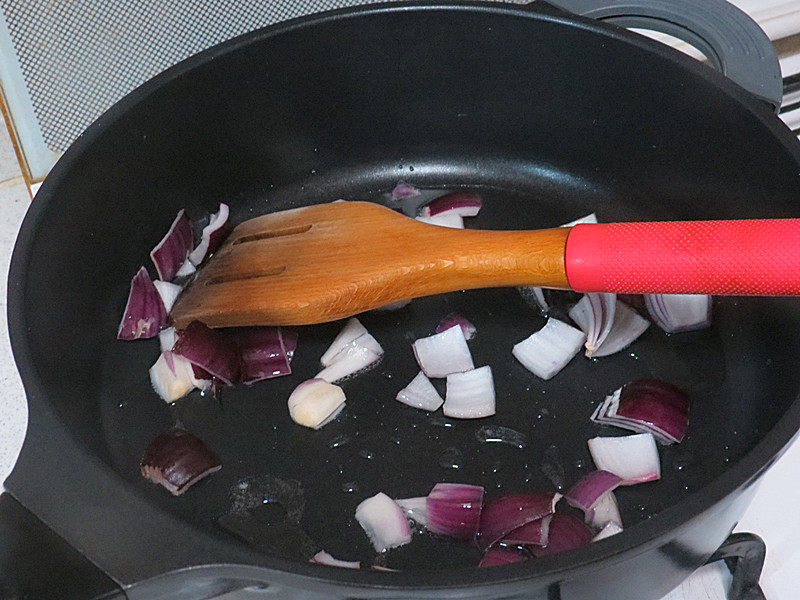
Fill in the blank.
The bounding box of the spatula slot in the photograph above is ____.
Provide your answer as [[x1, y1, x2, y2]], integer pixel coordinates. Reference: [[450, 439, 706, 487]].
[[204, 265, 287, 285], [233, 224, 313, 245]]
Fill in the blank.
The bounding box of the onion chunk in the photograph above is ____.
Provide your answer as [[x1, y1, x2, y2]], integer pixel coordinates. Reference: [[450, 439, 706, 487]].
[[141, 429, 221, 495], [396, 371, 444, 412], [413, 325, 474, 378], [512, 318, 585, 380], [588, 433, 661, 485], [117, 267, 168, 340], [355, 492, 412, 552], [443, 366, 496, 419], [645, 293, 711, 333], [426, 483, 484, 539], [150, 209, 193, 282], [288, 379, 346, 429]]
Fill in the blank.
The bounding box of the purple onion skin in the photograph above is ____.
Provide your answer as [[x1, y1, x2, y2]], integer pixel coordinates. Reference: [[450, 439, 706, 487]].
[[501, 515, 551, 546], [117, 267, 167, 340], [140, 429, 221, 495], [150, 210, 193, 281], [477, 493, 557, 551], [528, 513, 593, 557], [479, 546, 527, 567], [204, 221, 231, 263], [174, 321, 240, 385], [235, 327, 297, 384], [425, 192, 482, 217], [426, 483, 484, 540], [564, 470, 623, 513], [617, 379, 690, 442]]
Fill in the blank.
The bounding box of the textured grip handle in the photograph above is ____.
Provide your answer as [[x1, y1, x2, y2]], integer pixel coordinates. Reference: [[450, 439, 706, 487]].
[[564, 219, 800, 295]]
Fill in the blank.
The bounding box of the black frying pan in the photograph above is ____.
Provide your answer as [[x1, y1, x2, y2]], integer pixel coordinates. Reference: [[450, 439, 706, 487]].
[[6, 2, 800, 599]]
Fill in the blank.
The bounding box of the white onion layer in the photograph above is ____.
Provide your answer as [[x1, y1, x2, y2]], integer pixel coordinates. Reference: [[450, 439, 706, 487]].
[[152, 280, 183, 313], [395, 496, 429, 527], [149, 351, 195, 403], [561, 213, 598, 228], [320, 318, 372, 366], [355, 492, 412, 552], [287, 379, 346, 429], [415, 213, 464, 228], [568, 293, 616, 356], [593, 521, 623, 541], [413, 325, 474, 378], [175, 258, 196, 277], [590, 491, 623, 528], [159, 327, 178, 353], [592, 301, 650, 357], [588, 434, 661, 485], [512, 318, 586, 380], [443, 366, 496, 419], [315, 345, 382, 383], [310, 551, 360, 569], [644, 294, 711, 333], [396, 371, 444, 411]]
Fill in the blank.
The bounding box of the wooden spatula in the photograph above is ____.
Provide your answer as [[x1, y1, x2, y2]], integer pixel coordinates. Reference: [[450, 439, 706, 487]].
[[170, 201, 800, 328]]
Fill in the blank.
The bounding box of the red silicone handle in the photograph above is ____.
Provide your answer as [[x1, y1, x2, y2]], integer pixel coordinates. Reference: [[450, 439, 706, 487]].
[[564, 219, 800, 295]]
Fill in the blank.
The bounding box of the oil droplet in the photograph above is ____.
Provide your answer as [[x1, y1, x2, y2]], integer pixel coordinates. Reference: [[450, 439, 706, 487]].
[[439, 447, 463, 469], [342, 481, 359, 493], [540, 445, 566, 490], [359, 449, 375, 460], [430, 417, 454, 428], [328, 434, 350, 449], [474, 425, 528, 449], [409, 166, 414, 171], [574, 459, 586, 469]]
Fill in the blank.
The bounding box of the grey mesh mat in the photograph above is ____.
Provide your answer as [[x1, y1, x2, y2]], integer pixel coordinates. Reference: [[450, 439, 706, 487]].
[[0, 0, 523, 156]]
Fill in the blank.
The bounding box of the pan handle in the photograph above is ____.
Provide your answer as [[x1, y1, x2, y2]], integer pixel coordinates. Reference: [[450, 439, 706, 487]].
[[543, 0, 782, 111]]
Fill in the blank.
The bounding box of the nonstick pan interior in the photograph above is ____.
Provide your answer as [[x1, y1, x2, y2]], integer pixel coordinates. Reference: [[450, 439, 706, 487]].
[[94, 174, 800, 569], [12, 4, 800, 573]]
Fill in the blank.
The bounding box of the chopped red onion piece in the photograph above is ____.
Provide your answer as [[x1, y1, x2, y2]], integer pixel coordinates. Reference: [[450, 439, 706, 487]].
[[501, 514, 552, 546], [591, 380, 689, 444], [564, 470, 623, 524], [426, 483, 484, 540], [443, 366, 495, 419], [415, 213, 464, 228], [173, 321, 240, 385], [149, 351, 196, 403], [391, 181, 420, 201], [590, 491, 622, 529], [422, 192, 482, 218], [140, 428, 221, 495], [592, 301, 650, 358], [512, 318, 585, 380], [436, 313, 476, 340], [316, 344, 382, 383], [396, 371, 444, 412], [564, 470, 622, 512], [529, 513, 593, 557], [236, 327, 297, 383], [479, 547, 527, 567], [593, 521, 623, 541], [644, 294, 711, 334], [320, 318, 382, 367], [310, 551, 360, 569], [560, 213, 598, 228], [189, 203, 230, 266], [149, 209, 193, 282], [117, 267, 167, 340], [152, 280, 182, 313], [477, 493, 560, 551], [568, 293, 616, 357], [395, 496, 428, 526], [288, 379, 346, 429], [413, 325, 474, 378], [159, 327, 178, 352], [355, 492, 412, 552], [588, 433, 661, 485]]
